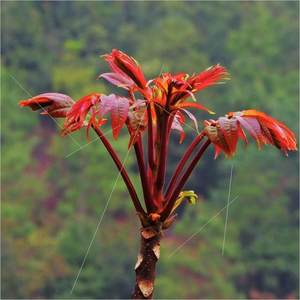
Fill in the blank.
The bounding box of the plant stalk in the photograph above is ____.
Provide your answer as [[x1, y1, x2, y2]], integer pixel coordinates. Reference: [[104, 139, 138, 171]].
[[155, 112, 169, 192], [165, 131, 205, 199], [134, 138, 155, 212], [92, 126, 146, 216], [132, 223, 162, 299], [161, 139, 211, 221], [147, 103, 155, 171]]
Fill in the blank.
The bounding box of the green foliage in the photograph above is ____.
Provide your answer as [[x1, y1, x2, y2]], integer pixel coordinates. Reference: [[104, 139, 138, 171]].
[[1, 1, 298, 299], [171, 190, 199, 214]]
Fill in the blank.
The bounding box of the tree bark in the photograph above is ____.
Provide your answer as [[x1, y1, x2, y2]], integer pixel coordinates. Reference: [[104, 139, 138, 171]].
[[132, 223, 162, 299]]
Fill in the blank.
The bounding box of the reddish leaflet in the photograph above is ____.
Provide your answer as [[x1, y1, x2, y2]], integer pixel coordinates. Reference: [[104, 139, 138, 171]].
[[19, 49, 297, 299]]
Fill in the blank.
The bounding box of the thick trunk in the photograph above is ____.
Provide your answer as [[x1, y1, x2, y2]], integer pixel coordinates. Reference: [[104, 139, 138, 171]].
[[132, 224, 162, 299]]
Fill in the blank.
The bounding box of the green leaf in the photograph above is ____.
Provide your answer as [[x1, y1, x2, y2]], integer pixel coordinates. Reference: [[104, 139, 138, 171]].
[[171, 190, 198, 214]]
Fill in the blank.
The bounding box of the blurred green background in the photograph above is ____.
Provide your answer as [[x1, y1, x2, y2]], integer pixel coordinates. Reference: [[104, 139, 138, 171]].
[[1, 1, 299, 299]]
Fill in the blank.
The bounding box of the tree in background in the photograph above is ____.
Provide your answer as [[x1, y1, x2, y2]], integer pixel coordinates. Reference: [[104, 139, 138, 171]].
[[19, 49, 296, 299], [2, 2, 299, 299]]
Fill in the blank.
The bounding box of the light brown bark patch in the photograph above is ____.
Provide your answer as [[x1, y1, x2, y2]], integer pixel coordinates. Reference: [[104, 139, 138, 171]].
[[135, 253, 143, 270], [138, 280, 154, 298], [141, 228, 157, 239], [152, 244, 160, 259]]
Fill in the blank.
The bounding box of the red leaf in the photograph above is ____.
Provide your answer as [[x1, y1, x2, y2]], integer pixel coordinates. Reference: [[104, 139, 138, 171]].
[[99, 94, 116, 116], [176, 101, 214, 114], [62, 93, 101, 135], [103, 49, 147, 89], [181, 108, 199, 133], [101, 94, 129, 139], [99, 72, 134, 89], [236, 116, 263, 147], [205, 109, 297, 158], [171, 111, 185, 144], [218, 117, 239, 155], [188, 64, 229, 92], [19, 93, 74, 118]]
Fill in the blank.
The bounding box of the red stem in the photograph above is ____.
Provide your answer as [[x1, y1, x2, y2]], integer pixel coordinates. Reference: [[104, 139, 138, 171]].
[[165, 132, 205, 200], [154, 82, 173, 193], [155, 112, 169, 192], [134, 138, 155, 212], [92, 126, 146, 216], [147, 103, 155, 171], [166, 112, 175, 135], [161, 139, 211, 221]]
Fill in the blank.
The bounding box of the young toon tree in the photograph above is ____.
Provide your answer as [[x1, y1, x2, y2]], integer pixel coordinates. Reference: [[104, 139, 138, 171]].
[[19, 49, 297, 299]]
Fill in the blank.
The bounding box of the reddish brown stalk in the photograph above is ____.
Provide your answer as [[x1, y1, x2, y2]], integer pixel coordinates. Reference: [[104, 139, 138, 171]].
[[155, 112, 170, 192], [92, 126, 146, 216], [161, 139, 211, 221], [166, 112, 175, 135], [165, 132, 205, 200], [154, 82, 174, 193], [134, 138, 155, 212], [147, 103, 155, 171]]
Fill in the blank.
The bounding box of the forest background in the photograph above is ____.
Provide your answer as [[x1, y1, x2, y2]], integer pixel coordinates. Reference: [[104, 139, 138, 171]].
[[1, 1, 299, 299]]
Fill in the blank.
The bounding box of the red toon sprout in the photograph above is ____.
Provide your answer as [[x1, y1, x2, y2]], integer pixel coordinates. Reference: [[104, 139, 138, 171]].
[[19, 49, 297, 300], [204, 109, 297, 158], [19, 93, 74, 118], [101, 49, 148, 92]]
